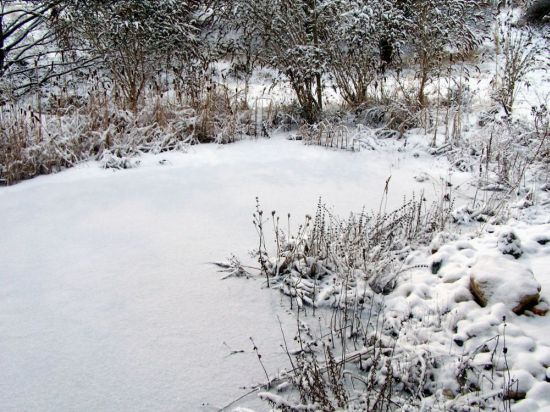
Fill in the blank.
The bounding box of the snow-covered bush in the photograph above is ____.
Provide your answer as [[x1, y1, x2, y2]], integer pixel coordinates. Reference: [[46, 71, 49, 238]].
[[0, 1, 95, 99], [298, 120, 357, 151], [231, 0, 334, 123], [492, 18, 542, 115], [400, 0, 482, 108], [532, 103, 550, 159], [99, 151, 140, 170], [249, 195, 453, 308], [61, 0, 209, 112], [231, 191, 550, 410], [235, 191, 548, 410], [325, 0, 406, 107], [258, 330, 429, 411]]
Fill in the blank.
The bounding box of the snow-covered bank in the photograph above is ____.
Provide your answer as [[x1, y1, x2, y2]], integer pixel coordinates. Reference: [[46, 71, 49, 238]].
[[385, 208, 550, 410], [0, 137, 458, 411], [226, 153, 550, 410]]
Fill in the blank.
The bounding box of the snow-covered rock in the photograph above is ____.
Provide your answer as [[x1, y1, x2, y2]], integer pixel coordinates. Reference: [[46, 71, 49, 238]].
[[469, 255, 541, 314]]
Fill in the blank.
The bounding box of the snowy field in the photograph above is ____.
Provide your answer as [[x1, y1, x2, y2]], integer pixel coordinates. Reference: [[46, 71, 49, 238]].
[[0, 137, 462, 411]]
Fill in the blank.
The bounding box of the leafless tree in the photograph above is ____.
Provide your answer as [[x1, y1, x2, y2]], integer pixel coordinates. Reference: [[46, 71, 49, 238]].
[[0, 0, 96, 99]]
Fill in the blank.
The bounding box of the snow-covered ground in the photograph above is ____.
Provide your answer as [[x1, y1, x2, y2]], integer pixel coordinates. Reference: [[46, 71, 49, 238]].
[[384, 204, 550, 410], [0, 136, 461, 411]]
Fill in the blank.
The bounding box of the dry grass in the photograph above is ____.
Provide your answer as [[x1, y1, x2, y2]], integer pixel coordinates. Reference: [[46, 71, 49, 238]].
[[0, 78, 271, 185]]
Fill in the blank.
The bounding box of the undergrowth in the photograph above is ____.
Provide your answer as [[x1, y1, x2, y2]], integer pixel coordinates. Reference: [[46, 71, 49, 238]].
[[0, 81, 273, 185], [250, 193, 454, 309], [216, 185, 529, 410]]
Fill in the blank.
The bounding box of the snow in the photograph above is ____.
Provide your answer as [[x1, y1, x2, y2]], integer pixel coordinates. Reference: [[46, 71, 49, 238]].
[[383, 210, 550, 410], [0, 137, 456, 411], [1, 5, 549, 409]]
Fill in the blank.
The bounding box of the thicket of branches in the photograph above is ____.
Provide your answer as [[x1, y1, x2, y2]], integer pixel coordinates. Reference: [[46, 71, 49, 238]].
[[0, 0, 486, 114], [0, 0, 547, 184]]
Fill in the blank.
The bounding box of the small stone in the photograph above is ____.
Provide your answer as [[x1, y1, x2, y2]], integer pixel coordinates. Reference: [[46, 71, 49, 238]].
[[503, 390, 526, 401], [431, 258, 443, 275]]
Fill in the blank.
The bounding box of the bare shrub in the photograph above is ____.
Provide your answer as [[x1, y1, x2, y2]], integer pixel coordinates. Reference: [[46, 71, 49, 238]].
[[249, 194, 453, 311], [492, 22, 541, 115], [63, 0, 207, 112], [401, 0, 481, 109]]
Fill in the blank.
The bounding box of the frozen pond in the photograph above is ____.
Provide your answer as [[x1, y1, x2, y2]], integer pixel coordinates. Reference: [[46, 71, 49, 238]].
[[0, 137, 462, 411]]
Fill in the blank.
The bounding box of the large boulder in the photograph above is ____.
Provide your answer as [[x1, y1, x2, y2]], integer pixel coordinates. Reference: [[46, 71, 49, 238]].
[[469, 255, 541, 315]]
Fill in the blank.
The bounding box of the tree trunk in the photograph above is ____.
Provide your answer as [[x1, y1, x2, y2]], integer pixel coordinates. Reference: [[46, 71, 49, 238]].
[[315, 73, 322, 112], [311, 0, 322, 112], [418, 56, 429, 108], [0, 12, 5, 75]]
